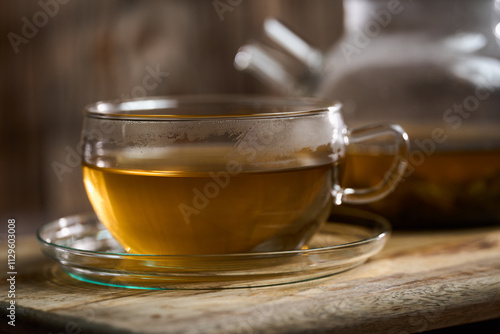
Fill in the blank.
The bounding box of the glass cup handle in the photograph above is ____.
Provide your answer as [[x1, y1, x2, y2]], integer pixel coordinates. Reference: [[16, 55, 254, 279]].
[[333, 123, 410, 205]]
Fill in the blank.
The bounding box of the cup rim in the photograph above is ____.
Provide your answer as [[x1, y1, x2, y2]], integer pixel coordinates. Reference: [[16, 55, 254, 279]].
[[84, 95, 342, 120]]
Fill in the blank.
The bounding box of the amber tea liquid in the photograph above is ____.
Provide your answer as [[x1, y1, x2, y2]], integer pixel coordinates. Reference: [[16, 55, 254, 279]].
[[83, 161, 333, 255], [342, 148, 500, 228]]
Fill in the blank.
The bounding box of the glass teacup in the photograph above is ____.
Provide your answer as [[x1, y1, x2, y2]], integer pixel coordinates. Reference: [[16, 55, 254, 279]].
[[81, 95, 409, 255]]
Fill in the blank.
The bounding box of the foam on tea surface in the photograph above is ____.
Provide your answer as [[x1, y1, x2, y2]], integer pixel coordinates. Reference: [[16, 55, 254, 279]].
[[87, 110, 345, 170]]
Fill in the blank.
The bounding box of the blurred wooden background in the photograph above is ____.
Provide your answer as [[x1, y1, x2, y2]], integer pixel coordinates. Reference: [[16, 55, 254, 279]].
[[0, 0, 343, 234]]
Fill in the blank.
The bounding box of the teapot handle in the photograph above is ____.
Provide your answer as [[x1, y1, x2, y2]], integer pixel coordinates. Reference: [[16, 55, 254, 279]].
[[234, 18, 323, 95]]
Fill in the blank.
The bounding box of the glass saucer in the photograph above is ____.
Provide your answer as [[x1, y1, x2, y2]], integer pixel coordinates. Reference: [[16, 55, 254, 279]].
[[37, 207, 390, 290]]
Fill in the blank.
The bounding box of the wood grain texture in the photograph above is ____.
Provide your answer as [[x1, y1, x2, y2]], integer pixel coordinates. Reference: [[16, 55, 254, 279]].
[[1, 227, 499, 333]]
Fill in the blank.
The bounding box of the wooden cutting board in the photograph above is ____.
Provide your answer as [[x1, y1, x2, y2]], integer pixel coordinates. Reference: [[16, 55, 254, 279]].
[[1, 226, 500, 334]]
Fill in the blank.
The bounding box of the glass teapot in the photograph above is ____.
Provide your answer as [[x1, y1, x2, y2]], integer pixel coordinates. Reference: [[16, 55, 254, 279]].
[[235, 0, 500, 228]]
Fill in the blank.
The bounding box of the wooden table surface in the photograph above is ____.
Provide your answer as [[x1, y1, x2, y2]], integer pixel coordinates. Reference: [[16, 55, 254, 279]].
[[1, 226, 500, 334]]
